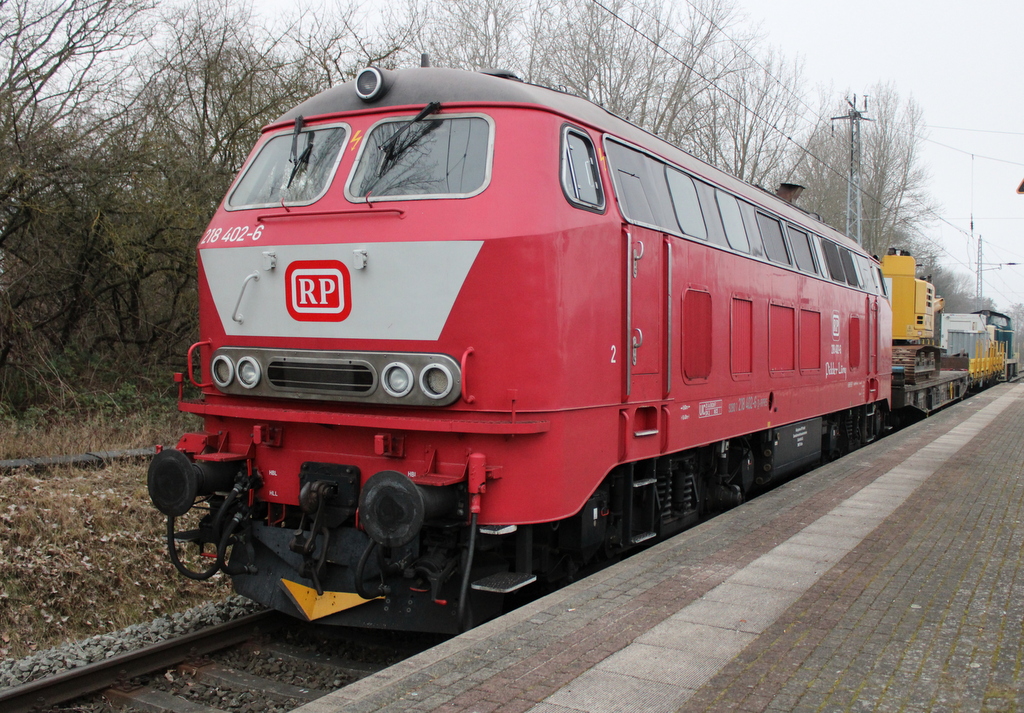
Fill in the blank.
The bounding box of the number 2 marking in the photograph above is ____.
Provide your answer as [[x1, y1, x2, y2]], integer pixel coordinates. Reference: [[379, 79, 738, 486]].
[[610, 345, 617, 363]]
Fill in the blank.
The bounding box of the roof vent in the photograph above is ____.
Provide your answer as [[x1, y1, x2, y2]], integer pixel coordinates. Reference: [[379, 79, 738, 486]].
[[775, 183, 805, 204], [478, 68, 523, 82]]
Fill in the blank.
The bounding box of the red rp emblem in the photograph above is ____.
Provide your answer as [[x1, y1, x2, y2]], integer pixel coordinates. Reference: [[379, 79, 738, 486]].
[[285, 260, 352, 322]]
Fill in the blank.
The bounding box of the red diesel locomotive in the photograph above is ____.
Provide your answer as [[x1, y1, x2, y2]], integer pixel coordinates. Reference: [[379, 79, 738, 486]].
[[147, 65, 892, 632]]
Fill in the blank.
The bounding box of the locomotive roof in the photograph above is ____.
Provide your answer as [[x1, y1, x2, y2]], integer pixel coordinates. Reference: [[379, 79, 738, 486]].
[[276, 67, 613, 127], [276, 67, 866, 256]]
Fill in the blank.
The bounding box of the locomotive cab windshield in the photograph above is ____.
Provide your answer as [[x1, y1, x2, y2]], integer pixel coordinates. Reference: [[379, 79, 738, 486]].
[[227, 123, 348, 210], [347, 111, 492, 201]]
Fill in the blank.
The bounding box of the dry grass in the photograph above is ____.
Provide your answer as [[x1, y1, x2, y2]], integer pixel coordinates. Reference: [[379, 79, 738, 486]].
[[0, 461, 233, 659], [0, 403, 199, 461], [0, 401, 234, 660]]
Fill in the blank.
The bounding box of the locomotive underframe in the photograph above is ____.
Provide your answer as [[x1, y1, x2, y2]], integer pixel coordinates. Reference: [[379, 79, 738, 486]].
[[158, 400, 887, 633]]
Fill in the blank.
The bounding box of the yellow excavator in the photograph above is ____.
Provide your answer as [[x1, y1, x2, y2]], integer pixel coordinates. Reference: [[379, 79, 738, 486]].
[[880, 249, 943, 385]]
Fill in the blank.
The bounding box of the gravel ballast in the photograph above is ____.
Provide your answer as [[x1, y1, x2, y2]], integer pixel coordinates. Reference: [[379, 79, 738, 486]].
[[0, 595, 262, 689]]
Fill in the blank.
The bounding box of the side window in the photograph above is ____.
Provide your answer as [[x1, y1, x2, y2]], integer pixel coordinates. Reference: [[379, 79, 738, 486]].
[[562, 129, 604, 210], [757, 213, 791, 265], [787, 226, 818, 274], [693, 181, 730, 247], [809, 234, 828, 275], [839, 248, 861, 287], [820, 239, 847, 283], [665, 168, 707, 240], [605, 141, 676, 231], [856, 255, 878, 293], [717, 191, 750, 253], [738, 202, 765, 258], [616, 172, 657, 224]]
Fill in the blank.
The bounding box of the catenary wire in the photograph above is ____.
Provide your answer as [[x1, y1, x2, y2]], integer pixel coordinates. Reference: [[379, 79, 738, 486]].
[[587, 0, 1018, 291], [587, 0, 978, 255]]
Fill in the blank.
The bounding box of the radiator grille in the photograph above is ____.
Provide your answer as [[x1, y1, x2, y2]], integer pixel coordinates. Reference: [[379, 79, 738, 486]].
[[267, 360, 375, 394]]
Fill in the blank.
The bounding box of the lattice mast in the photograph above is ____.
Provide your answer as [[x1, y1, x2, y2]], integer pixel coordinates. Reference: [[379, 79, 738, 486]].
[[832, 96, 873, 246]]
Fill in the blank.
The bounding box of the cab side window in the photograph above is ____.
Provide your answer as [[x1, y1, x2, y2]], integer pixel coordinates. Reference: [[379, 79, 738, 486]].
[[562, 129, 604, 211]]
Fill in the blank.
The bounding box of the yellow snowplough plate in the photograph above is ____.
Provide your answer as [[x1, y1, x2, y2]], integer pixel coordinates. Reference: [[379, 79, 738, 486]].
[[279, 579, 379, 621]]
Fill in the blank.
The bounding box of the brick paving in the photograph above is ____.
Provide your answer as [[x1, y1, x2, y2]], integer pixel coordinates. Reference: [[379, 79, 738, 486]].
[[294, 383, 1024, 713]]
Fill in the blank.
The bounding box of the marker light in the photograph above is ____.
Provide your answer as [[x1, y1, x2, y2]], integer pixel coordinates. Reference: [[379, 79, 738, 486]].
[[420, 364, 453, 399], [211, 355, 234, 388]]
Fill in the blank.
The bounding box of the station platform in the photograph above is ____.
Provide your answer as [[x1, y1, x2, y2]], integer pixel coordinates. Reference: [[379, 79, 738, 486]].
[[296, 382, 1024, 713]]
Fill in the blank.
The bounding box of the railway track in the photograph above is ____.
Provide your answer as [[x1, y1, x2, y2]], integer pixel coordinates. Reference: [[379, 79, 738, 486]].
[[0, 608, 438, 713], [0, 611, 287, 713]]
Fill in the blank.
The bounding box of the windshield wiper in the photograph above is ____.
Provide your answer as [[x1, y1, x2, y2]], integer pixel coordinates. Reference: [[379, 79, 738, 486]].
[[287, 115, 314, 188], [364, 101, 442, 198], [378, 101, 442, 162]]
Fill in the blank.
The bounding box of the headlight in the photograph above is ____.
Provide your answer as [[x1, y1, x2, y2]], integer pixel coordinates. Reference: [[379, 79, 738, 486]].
[[381, 362, 414, 397], [237, 356, 262, 389], [211, 354, 234, 388], [419, 363, 453, 399], [355, 66, 386, 102]]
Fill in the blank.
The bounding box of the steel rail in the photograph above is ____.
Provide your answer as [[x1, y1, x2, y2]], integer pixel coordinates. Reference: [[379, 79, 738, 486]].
[[0, 447, 157, 473], [0, 610, 288, 713]]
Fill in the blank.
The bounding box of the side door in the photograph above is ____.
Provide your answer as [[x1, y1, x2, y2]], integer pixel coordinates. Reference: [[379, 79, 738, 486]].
[[624, 224, 664, 402]]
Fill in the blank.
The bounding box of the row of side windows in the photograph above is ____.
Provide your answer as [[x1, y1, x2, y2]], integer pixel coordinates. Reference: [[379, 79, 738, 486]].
[[560, 130, 888, 299]]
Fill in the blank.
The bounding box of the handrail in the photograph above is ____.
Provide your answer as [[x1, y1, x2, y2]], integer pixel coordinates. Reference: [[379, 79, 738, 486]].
[[187, 340, 213, 388], [232, 271, 260, 324], [256, 207, 405, 222], [461, 347, 476, 404]]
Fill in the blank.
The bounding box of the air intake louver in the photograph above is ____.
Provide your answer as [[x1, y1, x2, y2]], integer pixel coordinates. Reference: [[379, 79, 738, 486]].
[[267, 360, 375, 394]]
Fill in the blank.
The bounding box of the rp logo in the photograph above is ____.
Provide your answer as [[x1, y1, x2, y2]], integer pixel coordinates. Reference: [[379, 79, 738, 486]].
[[285, 260, 352, 322]]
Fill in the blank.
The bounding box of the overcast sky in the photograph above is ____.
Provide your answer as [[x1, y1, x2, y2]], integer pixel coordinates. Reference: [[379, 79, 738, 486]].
[[254, 0, 1024, 310], [737, 0, 1024, 311]]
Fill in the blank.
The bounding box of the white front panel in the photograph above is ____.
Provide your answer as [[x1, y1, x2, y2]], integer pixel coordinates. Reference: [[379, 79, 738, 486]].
[[201, 241, 483, 340]]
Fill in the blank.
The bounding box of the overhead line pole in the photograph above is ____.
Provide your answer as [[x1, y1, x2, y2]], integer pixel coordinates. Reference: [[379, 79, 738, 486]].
[[977, 236, 983, 309], [832, 96, 873, 246]]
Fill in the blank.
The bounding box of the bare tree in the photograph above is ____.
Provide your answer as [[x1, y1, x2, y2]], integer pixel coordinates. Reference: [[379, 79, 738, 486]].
[[691, 46, 805, 186], [289, 0, 424, 90], [420, 0, 524, 72], [0, 0, 155, 394], [0, 0, 314, 405], [792, 84, 937, 258], [136, 0, 307, 181]]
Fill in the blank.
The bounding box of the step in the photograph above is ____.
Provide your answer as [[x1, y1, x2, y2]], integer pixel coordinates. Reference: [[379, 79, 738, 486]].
[[633, 478, 657, 487], [630, 531, 657, 544], [471, 572, 537, 594]]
